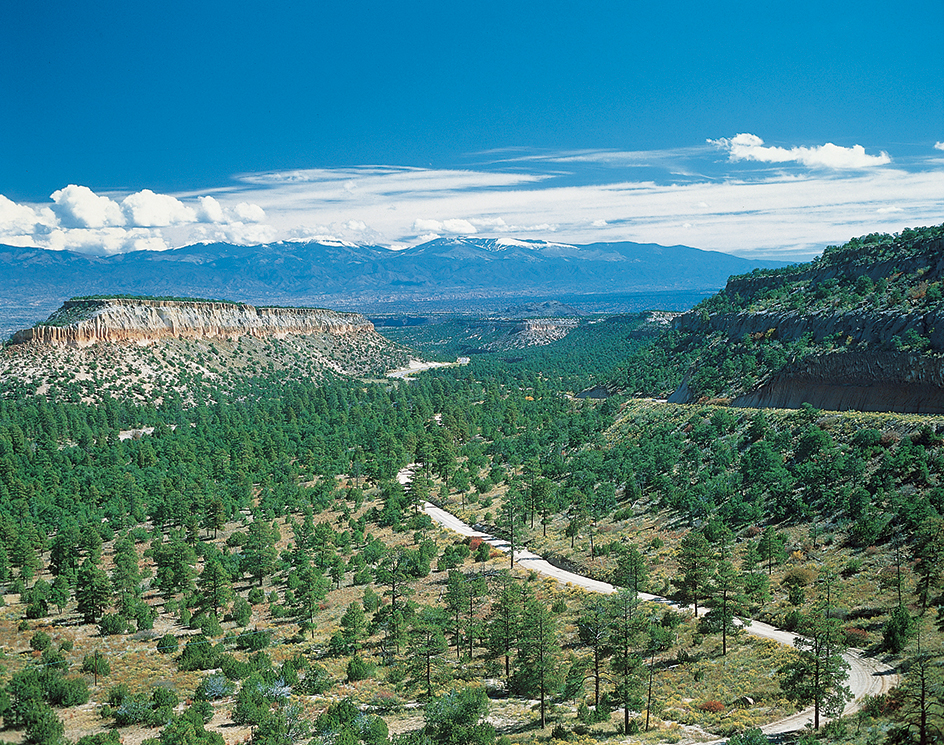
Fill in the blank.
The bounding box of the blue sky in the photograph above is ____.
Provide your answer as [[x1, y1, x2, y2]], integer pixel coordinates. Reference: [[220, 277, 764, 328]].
[[1, 0, 942, 259]]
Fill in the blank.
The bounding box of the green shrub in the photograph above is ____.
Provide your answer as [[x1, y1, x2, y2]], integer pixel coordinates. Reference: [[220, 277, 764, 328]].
[[29, 632, 51, 652], [235, 628, 270, 651], [156, 634, 179, 655], [47, 677, 90, 707], [98, 614, 129, 636], [82, 652, 111, 678], [231, 597, 252, 627], [177, 635, 222, 671], [346, 655, 374, 682]]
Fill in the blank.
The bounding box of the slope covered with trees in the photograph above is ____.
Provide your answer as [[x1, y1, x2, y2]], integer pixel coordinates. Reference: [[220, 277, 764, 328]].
[[614, 224, 944, 412]]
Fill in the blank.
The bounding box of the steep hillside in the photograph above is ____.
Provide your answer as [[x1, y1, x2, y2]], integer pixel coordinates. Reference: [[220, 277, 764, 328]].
[[0, 297, 410, 403], [660, 224, 944, 413]]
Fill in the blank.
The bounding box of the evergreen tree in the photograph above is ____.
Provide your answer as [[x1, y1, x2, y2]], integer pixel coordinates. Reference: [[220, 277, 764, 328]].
[[777, 608, 851, 729], [406, 607, 450, 699], [912, 518, 944, 610], [152, 537, 198, 602], [444, 569, 474, 659], [485, 572, 524, 685], [197, 551, 233, 619], [577, 597, 611, 706], [608, 590, 644, 734], [295, 560, 329, 634], [76, 557, 111, 624], [613, 543, 648, 597], [757, 527, 787, 576], [375, 548, 413, 658], [339, 601, 368, 653], [894, 641, 944, 745], [702, 556, 749, 655], [242, 519, 279, 587], [513, 598, 561, 729], [673, 530, 714, 616]]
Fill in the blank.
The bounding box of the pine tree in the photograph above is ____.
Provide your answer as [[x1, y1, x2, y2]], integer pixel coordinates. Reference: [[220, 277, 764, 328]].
[[894, 641, 944, 745], [674, 530, 714, 616], [912, 518, 944, 610], [608, 590, 644, 733], [757, 526, 787, 576], [406, 607, 450, 699], [614, 543, 648, 597], [197, 551, 233, 619], [340, 601, 368, 653], [702, 556, 749, 655], [445, 570, 468, 659], [577, 597, 611, 706], [75, 557, 111, 624], [295, 559, 329, 634], [485, 573, 524, 685], [777, 608, 851, 729], [514, 598, 561, 729], [243, 519, 279, 587]]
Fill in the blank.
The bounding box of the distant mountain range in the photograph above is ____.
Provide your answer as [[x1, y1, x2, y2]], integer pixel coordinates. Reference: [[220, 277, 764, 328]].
[[0, 236, 787, 335], [0, 236, 786, 300]]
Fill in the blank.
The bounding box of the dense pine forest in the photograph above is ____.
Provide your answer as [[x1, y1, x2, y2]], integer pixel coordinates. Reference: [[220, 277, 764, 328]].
[[0, 230, 941, 745]]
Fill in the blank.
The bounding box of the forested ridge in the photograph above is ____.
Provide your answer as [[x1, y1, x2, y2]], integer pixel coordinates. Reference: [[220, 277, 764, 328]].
[[611, 224, 944, 406], [0, 289, 939, 744]]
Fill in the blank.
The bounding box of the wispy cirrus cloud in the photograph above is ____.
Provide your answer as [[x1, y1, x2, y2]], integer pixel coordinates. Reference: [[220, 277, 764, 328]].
[[1, 135, 941, 260]]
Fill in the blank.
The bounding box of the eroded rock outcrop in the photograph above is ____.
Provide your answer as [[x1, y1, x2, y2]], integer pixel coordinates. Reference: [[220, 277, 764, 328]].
[[12, 298, 375, 347], [729, 350, 944, 414]]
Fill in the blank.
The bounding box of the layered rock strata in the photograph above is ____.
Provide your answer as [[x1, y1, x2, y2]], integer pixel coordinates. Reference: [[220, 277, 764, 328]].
[[12, 298, 375, 347]]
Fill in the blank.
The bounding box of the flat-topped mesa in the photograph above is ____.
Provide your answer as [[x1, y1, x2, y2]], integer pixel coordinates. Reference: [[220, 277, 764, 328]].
[[11, 298, 375, 347]]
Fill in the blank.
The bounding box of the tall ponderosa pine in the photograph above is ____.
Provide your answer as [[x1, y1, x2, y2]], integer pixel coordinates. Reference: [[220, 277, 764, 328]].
[[702, 555, 749, 655], [485, 573, 524, 685], [608, 590, 644, 734], [613, 543, 648, 597], [406, 607, 450, 699], [76, 557, 111, 624], [243, 519, 279, 587], [197, 550, 233, 619], [577, 597, 611, 707], [513, 598, 562, 729], [778, 608, 851, 729], [757, 526, 787, 576], [912, 518, 944, 610], [674, 530, 714, 616], [894, 641, 944, 745], [295, 560, 329, 634]]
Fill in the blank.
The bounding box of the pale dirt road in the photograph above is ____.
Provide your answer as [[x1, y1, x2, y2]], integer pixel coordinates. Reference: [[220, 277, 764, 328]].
[[397, 466, 899, 736], [385, 359, 459, 380]]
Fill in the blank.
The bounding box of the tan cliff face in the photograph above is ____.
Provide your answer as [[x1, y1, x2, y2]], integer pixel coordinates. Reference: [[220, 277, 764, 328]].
[[11, 298, 375, 347]]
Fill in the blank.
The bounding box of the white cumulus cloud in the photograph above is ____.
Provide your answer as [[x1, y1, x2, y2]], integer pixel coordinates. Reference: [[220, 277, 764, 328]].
[[121, 189, 196, 227], [710, 133, 891, 169], [233, 202, 266, 223], [196, 196, 226, 223], [50, 184, 125, 228], [935, 142, 944, 151], [0, 194, 46, 234]]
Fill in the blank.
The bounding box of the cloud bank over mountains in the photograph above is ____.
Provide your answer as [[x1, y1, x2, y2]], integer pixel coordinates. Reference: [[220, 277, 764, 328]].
[[1, 135, 941, 260]]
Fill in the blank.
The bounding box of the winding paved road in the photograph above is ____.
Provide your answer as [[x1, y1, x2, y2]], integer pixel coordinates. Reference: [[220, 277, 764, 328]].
[[398, 466, 899, 735]]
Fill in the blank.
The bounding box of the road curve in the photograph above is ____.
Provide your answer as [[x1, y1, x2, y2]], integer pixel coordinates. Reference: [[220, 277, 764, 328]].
[[399, 467, 899, 734]]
